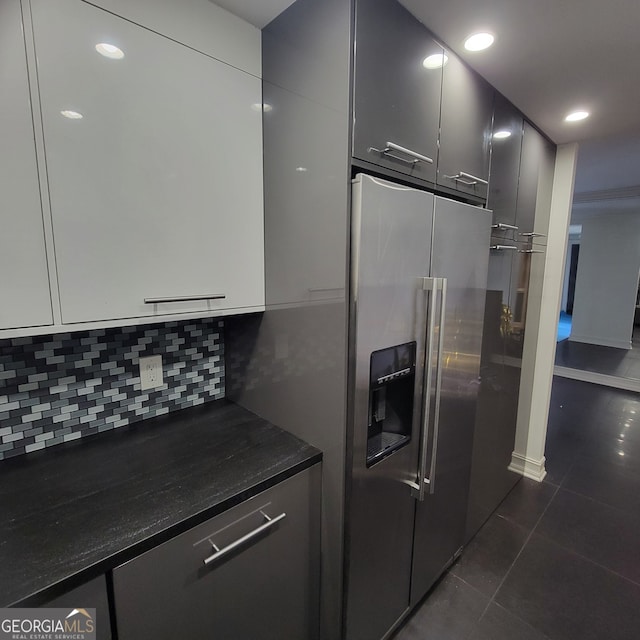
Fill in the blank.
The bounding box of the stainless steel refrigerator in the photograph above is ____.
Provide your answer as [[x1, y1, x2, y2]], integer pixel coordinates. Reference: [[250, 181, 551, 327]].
[[345, 174, 491, 640]]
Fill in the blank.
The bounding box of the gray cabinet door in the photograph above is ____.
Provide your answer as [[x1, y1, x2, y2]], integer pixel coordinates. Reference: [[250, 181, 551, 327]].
[[465, 243, 522, 541], [516, 122, 555, 244], [438, 53, 494, 201], [488, 94, 524, 231], [42, 576, 112, 640], [352, 0, 442, 185], [113, 466, 320, 640]]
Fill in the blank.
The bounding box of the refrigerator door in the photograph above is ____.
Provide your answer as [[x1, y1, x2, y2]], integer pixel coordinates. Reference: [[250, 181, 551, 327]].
[[346, 174, 433, 640], [410, 196, 491, 604]]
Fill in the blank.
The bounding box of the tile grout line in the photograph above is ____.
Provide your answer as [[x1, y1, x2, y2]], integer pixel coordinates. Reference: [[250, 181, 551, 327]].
[[475, 481, 561, 629]]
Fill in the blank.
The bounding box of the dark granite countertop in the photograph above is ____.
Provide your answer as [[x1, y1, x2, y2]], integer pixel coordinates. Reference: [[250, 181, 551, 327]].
[[0, 399, 321, 607]]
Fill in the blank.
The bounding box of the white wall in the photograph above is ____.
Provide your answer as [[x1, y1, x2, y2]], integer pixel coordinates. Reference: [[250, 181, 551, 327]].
[[570, 213, 640, 349]]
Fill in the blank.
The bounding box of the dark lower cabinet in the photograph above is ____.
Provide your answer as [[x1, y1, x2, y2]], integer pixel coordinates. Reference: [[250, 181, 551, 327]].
[[112, 465, 321, 640], [42, 575, 112, 640]]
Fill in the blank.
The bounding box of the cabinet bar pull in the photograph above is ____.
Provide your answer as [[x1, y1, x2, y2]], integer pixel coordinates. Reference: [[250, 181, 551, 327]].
[[368, 141, 434, 165], [519, 249, 545, 254], [444, 171, 489, 186], [492, 223, 519, 231], [519, 232, 546, 238], [490, 245, 518, 251], [204, 511, 286, 566], [144, 294, 226, 304]]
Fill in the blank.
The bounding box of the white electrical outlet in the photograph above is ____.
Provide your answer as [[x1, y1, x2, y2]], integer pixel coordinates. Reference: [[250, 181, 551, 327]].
[[139, 354, 164, 391]]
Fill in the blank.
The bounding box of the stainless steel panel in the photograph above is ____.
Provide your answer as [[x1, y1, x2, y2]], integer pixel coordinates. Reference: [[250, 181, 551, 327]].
[[411, 197, 491, 603], [438, 54, 494, 200], [113, 466, 321, 640], [353, 0, 442, 184], [346, 174, 433, 640]]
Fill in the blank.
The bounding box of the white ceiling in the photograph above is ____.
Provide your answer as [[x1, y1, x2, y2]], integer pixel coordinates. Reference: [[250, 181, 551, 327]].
[[215, 0, 640, 202]]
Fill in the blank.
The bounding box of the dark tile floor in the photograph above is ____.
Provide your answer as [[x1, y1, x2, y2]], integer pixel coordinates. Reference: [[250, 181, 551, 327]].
[[393, 376, 640, 640], [555, 329, 640, 380]]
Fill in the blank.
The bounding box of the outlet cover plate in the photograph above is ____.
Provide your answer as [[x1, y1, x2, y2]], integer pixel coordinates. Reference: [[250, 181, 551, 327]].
[[139, 354, 164, 390]]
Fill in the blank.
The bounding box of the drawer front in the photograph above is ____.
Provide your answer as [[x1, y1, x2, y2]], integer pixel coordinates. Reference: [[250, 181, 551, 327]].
[[113, 465, 320, 640]]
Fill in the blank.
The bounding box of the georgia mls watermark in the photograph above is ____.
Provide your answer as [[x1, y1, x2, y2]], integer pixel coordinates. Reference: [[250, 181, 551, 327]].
[[0, 609, 96, 640]]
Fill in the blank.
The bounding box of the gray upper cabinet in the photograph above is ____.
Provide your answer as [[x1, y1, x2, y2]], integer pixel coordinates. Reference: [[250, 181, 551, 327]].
[[516, 122, 555, 244], [352, 0, 442, 185], [487, 94, 524, 232], [0, 0, 53, 330], [438, 53, 494, 201]]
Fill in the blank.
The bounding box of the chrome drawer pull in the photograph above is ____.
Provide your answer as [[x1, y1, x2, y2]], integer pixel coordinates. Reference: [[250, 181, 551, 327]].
[[444, 171, 489, 186], [203, 511, 286, 566], [492, 223, 519, 231], [490, 245, 518, 251], [144, 294, 226, 304], [519, 249, 545, 254], [368, 141, 434, 165], [519, 232, 546, 238]]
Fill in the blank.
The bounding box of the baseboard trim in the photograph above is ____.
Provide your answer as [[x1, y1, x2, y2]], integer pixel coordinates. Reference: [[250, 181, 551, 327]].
[[553, 366, 640, 392], [509, 452, 547, 482], [568, 335, 631, 350]]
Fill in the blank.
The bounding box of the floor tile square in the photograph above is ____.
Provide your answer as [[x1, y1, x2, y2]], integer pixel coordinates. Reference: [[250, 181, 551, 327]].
[[495, 533, 640, 640], [536, 487, 640, 584], [451, 514, 529, 598], [496, 478, 557, 530], [469, 603, 551, 640], [392, 574, 488, 640]]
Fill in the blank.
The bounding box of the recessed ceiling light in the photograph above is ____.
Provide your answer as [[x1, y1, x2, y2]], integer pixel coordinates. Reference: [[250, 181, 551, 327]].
[[464, 32, 494, 52], [564, 110, 589, 122], [95, 43, 124, 59], [60, 110, 83, 119], [422, 53, 448, 69], [493, 130, 512, 139]]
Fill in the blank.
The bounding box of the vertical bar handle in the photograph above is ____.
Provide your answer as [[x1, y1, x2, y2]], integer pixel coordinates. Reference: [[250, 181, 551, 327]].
[[409, 277, 445, 501], [426, 278, 447, 495]]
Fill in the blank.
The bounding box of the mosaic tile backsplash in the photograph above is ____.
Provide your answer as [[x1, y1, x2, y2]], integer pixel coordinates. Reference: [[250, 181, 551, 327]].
[[0, 318, 224, 460]]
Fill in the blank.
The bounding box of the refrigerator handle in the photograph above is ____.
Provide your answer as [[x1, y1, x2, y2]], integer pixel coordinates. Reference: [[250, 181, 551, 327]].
[[426, 277, 447, 495], [409, 276, 439, 502]]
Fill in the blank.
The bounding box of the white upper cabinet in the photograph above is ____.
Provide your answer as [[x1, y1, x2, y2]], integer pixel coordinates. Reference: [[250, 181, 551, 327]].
[[31, 0, 264, 324], [0, 0, 53, 330]]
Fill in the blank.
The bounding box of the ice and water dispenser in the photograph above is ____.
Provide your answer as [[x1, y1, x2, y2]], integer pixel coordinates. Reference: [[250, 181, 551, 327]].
[[366, 342, 416, 466]]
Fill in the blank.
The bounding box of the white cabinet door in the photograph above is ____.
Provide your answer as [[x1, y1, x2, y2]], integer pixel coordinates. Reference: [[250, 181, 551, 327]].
[[0, 0, 53, 330], [31, 0, 264, 324]]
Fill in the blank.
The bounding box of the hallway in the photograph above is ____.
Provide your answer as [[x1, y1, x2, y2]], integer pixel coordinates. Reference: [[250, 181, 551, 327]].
[[394, 377, 640, 639]]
